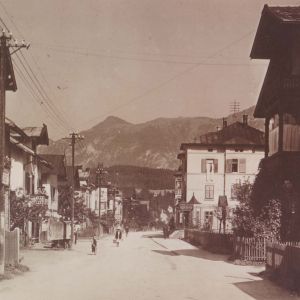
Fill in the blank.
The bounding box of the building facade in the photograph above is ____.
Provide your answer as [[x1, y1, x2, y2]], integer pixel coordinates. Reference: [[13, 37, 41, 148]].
[[176, 117, 265, 231]]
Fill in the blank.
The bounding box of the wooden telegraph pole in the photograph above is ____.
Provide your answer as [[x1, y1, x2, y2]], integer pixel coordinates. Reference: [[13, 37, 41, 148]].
[[0, 30, 28, 274], [63, 131, 84, 249], [96, 163, 103, 239]]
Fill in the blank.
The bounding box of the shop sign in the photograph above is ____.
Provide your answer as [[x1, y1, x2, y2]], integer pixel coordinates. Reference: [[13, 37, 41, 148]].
[[2, 168, 9, 186], [30, 195, 48, 205], [179, 203, 193, 211]]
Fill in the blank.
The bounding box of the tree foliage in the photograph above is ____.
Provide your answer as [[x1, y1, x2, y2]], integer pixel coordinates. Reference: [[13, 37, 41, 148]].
[[231, 180, 281, 239], [10, 188, 48, 230], [58, 186, 90, 224]]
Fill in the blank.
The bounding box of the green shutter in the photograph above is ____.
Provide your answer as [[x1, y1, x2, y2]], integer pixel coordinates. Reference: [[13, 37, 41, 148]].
[[201, 159, 207, 173], [226, 159, 232, 173], [214, 159, 218, 173], [239, 159, 246, 173]]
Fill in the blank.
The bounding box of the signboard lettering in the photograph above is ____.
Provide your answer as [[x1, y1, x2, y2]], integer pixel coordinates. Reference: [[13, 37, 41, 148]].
[[179, 203, 193, 211]]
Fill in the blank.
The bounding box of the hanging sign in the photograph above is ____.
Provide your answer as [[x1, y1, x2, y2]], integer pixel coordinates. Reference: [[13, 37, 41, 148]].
[[2, 168, 9, 186], [179, 203, 193, 211]]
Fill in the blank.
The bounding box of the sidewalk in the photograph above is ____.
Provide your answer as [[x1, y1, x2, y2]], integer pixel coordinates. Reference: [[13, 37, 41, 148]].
[[150, 233, 230, 261]]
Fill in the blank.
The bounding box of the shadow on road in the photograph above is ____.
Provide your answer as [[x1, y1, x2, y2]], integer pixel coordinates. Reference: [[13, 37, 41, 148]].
[[233, 279, 291, 300], [171, 249, 229, 262], [141, 234, 164, 239], [152, 250, 179, 256]]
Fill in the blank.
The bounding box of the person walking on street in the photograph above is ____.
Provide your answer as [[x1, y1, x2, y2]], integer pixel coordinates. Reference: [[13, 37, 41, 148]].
[[115, 224, 122, 246], [125, 225, 129, 237], [74, 231, 78, 245], [92, 235, 97, 255]]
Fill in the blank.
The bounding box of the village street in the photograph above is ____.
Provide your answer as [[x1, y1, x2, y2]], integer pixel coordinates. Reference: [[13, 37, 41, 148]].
[[0, 232, 294, 300]]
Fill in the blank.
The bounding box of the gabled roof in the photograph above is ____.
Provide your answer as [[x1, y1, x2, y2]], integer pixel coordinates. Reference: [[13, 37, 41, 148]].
[[39, 154, 66, 176], [188, 193, 201, 205], [21, 124, 49, 145], [181, 122, 264, 149], [251, 5, 300, 59]]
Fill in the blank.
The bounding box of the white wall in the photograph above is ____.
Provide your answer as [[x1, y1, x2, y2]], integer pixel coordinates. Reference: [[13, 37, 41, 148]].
[[184, 147, 264, 228]]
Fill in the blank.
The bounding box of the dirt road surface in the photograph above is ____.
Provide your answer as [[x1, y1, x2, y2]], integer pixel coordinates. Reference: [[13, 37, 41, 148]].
[[0, 232, 295, 300]]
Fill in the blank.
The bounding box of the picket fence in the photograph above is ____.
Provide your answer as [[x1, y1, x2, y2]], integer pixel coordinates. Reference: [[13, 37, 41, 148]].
[[233, 236, 266, 261], [266, 241, 300, 275]]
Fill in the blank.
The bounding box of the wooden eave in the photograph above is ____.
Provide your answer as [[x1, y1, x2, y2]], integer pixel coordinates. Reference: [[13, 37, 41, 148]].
[[250, 5, 300, 60]]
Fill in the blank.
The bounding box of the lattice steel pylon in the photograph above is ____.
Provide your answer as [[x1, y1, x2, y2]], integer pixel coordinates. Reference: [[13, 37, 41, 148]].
[[230, 100, 240, 122]]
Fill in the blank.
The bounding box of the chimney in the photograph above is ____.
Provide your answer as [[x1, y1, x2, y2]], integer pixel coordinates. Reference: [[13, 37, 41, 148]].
[[223, 117, 227, 128], [243, 115, 248, 125]]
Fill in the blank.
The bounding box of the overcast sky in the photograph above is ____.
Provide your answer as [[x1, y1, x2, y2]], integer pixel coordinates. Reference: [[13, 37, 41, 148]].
[[2, 0, 299, 140]]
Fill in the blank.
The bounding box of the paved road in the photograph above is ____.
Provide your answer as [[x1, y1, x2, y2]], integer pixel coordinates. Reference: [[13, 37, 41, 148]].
[[0, 232, 295, 300]]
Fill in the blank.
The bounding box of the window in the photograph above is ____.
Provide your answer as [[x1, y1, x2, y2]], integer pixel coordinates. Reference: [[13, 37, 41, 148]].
[[226, 159, 246, 173], [232, 159, 238, 172], [101, 202, 106, 210], [205, 185, 214, 199], [95, 200, 98, 210], [201, 159, 218, 173]]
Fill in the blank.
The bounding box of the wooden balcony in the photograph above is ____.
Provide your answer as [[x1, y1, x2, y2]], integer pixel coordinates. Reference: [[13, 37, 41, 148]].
[[261, 151, 300, 177]]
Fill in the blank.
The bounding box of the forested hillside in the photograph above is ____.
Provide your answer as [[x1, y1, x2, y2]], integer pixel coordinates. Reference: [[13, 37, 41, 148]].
[[90, 165, 176, 190]]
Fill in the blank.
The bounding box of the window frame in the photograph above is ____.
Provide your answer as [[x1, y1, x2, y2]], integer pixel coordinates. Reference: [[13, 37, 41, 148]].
[[205, 185, 214, 200]]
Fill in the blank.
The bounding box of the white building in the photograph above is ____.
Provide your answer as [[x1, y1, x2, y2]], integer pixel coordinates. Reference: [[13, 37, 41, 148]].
[[176, 116, 265, 231]]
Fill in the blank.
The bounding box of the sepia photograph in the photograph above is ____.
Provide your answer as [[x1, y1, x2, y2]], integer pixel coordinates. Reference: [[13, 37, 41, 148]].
[[1, 0, 300, 299]]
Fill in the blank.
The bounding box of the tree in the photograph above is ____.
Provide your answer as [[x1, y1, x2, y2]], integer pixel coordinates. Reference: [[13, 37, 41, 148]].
[[231, 180, 282, 239], [10, 188, 48, 230], [58, 186, 88, 224]]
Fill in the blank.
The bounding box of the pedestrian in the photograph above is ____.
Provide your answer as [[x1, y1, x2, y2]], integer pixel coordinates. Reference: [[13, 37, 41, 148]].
[[125, 225, 129, 237], [92, 235, 97, 255], [163, 224, 167, 239], [74, 231, 78, 245], [115, 224, 122, 246]]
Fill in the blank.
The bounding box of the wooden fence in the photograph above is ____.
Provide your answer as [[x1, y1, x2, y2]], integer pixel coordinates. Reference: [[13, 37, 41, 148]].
[[266, 241, 300, 276], [5, 228, 20, 266], [184, 229, 233, 253], [233, 236, 266, 261]]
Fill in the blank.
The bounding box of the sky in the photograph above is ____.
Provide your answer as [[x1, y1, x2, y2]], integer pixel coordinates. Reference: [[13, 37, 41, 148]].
[[2, 0, 299, 140]]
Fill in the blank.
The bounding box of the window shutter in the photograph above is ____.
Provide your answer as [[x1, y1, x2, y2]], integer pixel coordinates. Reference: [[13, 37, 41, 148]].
[[214, 159, 218, 173], [239, 159, 246, 173], [226, 159, 232, 173], [201, 159, 207, 173]]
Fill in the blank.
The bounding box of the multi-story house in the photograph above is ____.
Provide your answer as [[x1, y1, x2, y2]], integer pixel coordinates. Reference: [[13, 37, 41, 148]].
[[8, 122, 57, 241], [250, 5, 300, 241], [176, 116, 265, 231]]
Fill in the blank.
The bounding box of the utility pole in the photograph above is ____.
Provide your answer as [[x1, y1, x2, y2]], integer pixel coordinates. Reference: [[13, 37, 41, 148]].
[[96, 163, 103, 239], [63, 131, 84, 249], [0, 30, 28, 274]]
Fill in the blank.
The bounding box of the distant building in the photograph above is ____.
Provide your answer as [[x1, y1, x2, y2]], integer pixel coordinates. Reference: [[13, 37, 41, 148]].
[[177, 117, 265, 231]]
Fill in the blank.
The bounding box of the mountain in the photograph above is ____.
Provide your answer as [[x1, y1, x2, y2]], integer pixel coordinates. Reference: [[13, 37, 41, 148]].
[[37, 106, 264, 170]]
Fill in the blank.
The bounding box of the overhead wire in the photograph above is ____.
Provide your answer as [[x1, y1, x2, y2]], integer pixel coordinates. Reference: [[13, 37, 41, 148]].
[[33, 44, 268, 67], [0, 19, 74, 134]]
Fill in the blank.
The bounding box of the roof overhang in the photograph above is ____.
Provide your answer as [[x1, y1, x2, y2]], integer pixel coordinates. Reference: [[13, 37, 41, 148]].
[[250, 5, 300, 59], [10, 137, 53, 169]]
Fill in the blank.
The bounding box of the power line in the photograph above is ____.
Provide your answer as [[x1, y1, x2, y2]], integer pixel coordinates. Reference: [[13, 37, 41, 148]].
[[34, 42, 251, 60], [33, 44, 267, 67], [13, 64, 68, 134], [79, 29, 257, 128], [0, 17, 76, 134]]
